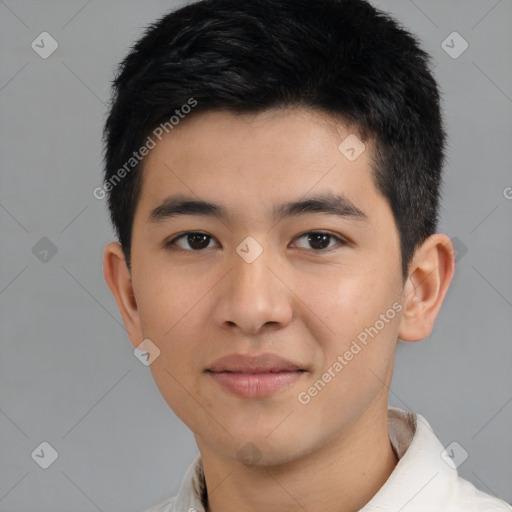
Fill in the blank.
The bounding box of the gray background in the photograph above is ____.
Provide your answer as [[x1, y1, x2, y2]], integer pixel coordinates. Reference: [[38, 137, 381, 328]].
[[1, 0, 511, 510]]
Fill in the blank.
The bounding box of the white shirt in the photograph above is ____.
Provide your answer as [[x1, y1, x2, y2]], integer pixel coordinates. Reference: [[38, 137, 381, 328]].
[[143, 407, 512, 511]]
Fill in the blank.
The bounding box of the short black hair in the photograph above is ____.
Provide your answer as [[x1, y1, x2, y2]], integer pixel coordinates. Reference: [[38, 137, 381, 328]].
[[103, 0, 446, 281]]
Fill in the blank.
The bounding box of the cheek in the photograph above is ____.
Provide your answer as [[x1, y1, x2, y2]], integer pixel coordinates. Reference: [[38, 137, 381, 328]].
[[136, 267, 200, 336], [143, 293, 207, 429], [297, 275, 400, 421], [135, 273, 205, 397], [300, 265, 400, 372], [296, 268, 385, 337]]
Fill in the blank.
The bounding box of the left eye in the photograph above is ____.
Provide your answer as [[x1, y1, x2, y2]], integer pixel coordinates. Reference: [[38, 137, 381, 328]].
[[165, 231, 346, 252], [293, 232, 345, 251]]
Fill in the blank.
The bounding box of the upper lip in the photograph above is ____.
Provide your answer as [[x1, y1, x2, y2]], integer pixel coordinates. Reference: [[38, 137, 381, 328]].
[[206, 353, 304, 373]]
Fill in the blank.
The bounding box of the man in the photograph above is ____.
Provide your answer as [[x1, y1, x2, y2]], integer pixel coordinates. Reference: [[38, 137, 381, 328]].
[[101, 0, 512, 510]]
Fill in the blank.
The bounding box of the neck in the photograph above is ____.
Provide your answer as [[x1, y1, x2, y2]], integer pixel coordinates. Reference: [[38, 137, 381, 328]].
[[199, 403, 398, 512]]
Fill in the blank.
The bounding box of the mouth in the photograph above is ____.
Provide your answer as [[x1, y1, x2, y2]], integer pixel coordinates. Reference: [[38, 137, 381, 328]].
[[206, 369, 306, 398], [205, 353, 307, 398]]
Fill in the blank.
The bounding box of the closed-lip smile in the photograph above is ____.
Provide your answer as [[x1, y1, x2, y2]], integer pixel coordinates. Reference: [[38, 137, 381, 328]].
[[205, 353, 307, 398]]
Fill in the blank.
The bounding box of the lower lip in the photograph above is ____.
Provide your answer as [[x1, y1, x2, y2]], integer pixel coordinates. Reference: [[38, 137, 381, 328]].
[[207, 370, 305, 398]]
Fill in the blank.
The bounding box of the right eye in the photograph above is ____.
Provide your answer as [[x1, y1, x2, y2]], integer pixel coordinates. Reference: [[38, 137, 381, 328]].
[[164, 231, 220, 252]]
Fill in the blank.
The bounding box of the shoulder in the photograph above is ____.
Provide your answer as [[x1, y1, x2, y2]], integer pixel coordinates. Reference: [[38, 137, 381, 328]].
[[454, 476, 512, 511], [382, 408, 511, 511]]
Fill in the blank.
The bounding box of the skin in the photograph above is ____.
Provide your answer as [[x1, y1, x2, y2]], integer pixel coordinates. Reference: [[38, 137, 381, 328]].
[[104, 108, 455, 512]]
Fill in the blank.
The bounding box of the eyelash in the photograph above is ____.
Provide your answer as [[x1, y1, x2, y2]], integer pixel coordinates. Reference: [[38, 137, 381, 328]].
[[164, 231, 348, 253]]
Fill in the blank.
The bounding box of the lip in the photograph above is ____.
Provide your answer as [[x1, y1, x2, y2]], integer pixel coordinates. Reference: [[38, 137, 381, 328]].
[[205, 353, 306, 399], [206, 353, 304, 373]]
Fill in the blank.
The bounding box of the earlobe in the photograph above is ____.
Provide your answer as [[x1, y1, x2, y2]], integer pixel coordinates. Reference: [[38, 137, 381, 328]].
[[398, 234, 455, 343], [102, 242, 143, 348]]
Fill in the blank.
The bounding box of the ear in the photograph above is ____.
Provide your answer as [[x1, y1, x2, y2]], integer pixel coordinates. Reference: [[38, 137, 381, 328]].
[[103, 242, 143, 348], [398, 233, 455, 342]]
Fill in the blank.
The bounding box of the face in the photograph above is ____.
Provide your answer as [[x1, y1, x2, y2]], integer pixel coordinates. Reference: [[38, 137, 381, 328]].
[[122, 108, 407, 465]]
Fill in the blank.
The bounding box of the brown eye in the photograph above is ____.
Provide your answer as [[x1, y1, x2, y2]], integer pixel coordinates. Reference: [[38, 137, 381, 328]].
[[166, 232, 219, 251], [293, 232, 346, 251]]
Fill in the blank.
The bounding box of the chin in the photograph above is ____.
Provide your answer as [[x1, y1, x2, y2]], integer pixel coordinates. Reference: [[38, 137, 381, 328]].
[[233, 441, 318, 469]]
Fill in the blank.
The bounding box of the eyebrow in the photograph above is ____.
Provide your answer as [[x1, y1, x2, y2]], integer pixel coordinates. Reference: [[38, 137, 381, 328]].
[[148, 192, 368, 225]]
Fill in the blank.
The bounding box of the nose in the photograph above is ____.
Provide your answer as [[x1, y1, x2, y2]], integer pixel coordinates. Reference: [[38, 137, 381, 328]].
[[212, 244, 294, 336]]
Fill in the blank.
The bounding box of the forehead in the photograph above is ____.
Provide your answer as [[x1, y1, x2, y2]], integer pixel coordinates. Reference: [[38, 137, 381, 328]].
[[145, 107, 365, 168], [135, 108, 382, 224]]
